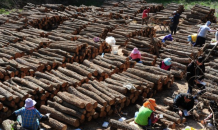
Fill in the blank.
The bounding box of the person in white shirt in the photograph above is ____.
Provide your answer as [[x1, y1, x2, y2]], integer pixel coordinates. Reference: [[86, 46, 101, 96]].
[[195, 21, 216, 47]]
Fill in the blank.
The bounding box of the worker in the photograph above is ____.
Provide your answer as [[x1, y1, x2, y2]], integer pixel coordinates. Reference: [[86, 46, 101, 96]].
[[170, 11, 180, 35], [195, 21, 216, 47], [186, 56, 205, 94], [93, 37, 100, 43], [162, 34, 173, 43], [9, 98, 49, 130], [142, 7, 150, 25], [173, 93, 194, 117], [187, 34, 197, 46], [134, 98, 159, 129], [215, 30, 218, 42], [159, 58, 172, 71], [129, 48, 142, 63]]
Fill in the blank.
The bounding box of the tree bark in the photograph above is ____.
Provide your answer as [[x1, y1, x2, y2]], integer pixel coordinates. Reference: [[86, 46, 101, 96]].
[[47, 100, 85, 120], [40, 105, 80, 127]]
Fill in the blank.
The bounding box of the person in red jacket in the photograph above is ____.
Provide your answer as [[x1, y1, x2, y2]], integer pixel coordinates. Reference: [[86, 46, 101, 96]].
[[142, 7, 150, 25]]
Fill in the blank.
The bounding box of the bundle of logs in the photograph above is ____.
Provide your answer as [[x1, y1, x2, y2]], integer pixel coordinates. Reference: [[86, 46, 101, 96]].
[[109, 24, 155, 46], [40, 79, 134, 128], [191, 4, 216, 23], [55, 18, 89, 35], [82, 53, 134, 81], [79, 22, 116, 39], [0, 19, 28, 31], [149, 3, 184, 29]]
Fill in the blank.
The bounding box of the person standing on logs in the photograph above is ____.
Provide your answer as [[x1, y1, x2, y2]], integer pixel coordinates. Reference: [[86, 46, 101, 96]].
[[173, 93, 194, 117], [129, 48, 142, 63], [161, 34, 173, 43], [170, 11, 180, 35], [159, 58, 172, 71], [9, 98, 49, 130], [186, 56, 205, 94], [134, 98, 159, 129], [187, 34, 197, 46], [195, 21, 217, 47], [142, 7, 150, 25]]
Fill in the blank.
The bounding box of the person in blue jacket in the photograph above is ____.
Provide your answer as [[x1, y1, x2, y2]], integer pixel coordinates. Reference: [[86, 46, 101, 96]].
[[170, 11, 180, 35]]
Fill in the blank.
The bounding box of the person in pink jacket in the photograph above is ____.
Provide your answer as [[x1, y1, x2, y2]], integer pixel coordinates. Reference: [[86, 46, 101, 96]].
[[129, 48, 142, 63]]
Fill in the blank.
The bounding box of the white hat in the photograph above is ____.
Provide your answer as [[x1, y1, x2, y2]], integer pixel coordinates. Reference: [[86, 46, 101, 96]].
[[25, 98, 36, 108], [173, 11, 176, 14], [105, 36, 116, 46]]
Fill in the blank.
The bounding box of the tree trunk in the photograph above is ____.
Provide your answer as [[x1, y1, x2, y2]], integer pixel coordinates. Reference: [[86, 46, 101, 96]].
[[61, 101, 86, 115], [109, 119, 141, 130], [57, 92, 85, 108], [47, 100, 85, 120], [66, 63, 92, 78], [67, 86, 98, 108], [45, 117, 67, 130], [24, 76, 53, 91], [40, 105, 80, 127], [126, 68, 162, 84], [78, 85, 107, 107]]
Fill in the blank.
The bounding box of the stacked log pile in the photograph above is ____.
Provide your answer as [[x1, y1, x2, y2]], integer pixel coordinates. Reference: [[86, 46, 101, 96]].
[[108, 24, 155, 46], [55, 18, 89, 35], [40, 79, 130, 127], [0, 19, 28, 31], [79, 22, 116, 39], [149, 3, 184, 26], [81, 53, 133, 81], [183, 4, 216, 23]]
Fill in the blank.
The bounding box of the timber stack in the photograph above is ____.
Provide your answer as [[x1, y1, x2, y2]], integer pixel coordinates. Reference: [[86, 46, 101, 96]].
[[149, 3, 184, 27], [191, 4, 216, 23]]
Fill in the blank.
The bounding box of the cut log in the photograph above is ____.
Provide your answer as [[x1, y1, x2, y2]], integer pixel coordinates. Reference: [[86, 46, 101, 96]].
[[57, 92, 85, 108], [47, 100, 85, 120], [109, 119, 141, 130], [40, 105, 80, 127], [78, 84, 107, 106], [44, 117, 67, 130]]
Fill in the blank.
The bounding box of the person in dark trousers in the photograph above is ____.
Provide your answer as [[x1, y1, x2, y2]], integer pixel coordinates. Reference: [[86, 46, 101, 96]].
[[173, 93, 194, 117], [186, 56, 205, 94], [170, 11, 180, 35], [195, 21, 216, 47]]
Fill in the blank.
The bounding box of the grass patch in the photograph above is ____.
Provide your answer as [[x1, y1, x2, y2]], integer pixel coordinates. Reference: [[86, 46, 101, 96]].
[[0, 8, 10, 14], [0, 8, 22, 15]]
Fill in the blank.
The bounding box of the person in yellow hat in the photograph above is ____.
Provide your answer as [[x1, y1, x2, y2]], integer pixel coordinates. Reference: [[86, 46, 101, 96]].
[[134, 98, 159, 129]]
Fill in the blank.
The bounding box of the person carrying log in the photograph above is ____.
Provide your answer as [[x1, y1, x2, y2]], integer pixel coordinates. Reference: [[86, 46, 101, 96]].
[[8, 98, 49, 130], [132, 98, 159, 129], [159, 58, 172, 71], [187, 34, 197, 46], [186, 56, 205, 94], [170, 11, 180, 35], [195, 21, 216, 47], [141, 7, 150, 25], [161, 34, 173, 43], [129, 48, 142, 63], [173, 93, 194, 117]]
